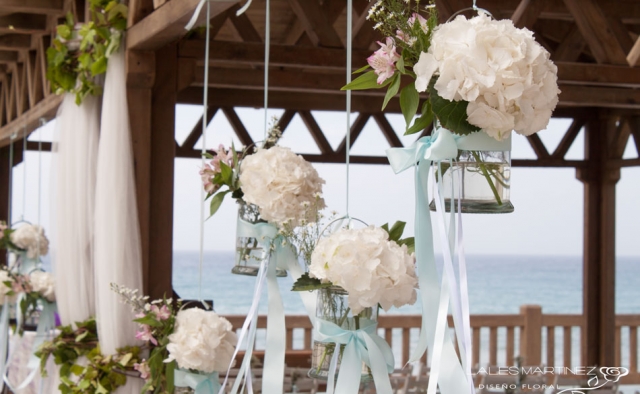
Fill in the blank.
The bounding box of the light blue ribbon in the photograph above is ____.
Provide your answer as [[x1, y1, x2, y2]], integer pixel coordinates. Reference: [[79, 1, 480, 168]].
[[0, 303, 10, 393], [175, 369, 220, 394], [224, 219, 315, 394], [315, 317, 394, 394], [386, 127, 484, 394]]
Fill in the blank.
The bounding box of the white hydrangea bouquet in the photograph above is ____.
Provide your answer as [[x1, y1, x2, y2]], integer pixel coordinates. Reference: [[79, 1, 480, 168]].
[[292, 222, 417, 388], [113, 284, 237, 394], [0, 221, 49, 261], [344, 0, 560, 210]]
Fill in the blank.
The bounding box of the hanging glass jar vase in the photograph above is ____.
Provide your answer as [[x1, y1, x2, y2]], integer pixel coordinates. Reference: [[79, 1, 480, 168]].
[[430, 149, 514, 214], [309, 286, 376, 382], [232, 201, 287, 277]]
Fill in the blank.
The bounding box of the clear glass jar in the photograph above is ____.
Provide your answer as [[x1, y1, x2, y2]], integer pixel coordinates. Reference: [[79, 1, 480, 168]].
[[429, 150, 513, 214], [174, 387, 194, 394], [309, 287, 377, 382], [231, 201, 287, 277]]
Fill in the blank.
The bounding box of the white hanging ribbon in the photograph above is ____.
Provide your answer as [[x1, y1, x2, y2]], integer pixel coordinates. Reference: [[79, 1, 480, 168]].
[[185, 0, 253, 31]]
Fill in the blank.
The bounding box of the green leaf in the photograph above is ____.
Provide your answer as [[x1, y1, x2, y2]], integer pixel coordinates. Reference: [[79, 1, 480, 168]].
[[70, 364, 85, 376], [57, 25, 72, 40], [292, 273, 333, 292], [381, 73, 401, 111], [219, 161, 233, 184], [400, 83, 419, 127], [341, 71, 390, 91], [396, 55, 406, 74], [90, 56, 107, 76], [352, 64, 371, 74], [405, 110, 433, 136], [203, 152, 214, 159], [75, 331, 89, 343], [209, 190, 230, 217], [166, 360, 175, 392], [133, 316, 162, 328], [381, 223, 390, 233], [399, 237, 415, 254], [388, 221, 406, 242], [118, 352, 133, 367], [428, 77, 481, 136]]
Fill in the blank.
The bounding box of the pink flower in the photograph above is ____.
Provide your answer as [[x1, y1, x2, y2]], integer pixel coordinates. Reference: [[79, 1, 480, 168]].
[[151, 304, 170, 321], [135, 325, 158, 346], [408, 13, 428, 33], [367, 38, 400, 84], [199, 164, 219, 194], [134, 362, 151, 380], [210, 144, 234, 173]]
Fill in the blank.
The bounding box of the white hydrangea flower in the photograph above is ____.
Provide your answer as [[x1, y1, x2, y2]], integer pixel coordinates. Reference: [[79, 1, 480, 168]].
[[309, 226, 418, 314], [239, 146, 326, 227], [10, 224, 49, 259], [29, 271, 56, 302], [413, 13, 559, 140], [166, 308, 238, 373]]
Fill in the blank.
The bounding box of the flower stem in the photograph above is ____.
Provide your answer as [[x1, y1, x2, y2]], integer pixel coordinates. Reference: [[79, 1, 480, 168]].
[[471, 151, 502, 206]]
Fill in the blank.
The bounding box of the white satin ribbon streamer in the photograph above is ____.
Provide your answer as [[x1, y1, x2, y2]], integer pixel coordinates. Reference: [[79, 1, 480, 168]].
[[185, 0, 253, 31]]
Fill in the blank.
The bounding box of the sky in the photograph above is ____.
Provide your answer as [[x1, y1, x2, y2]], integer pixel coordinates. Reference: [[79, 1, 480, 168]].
[[8, 105, 640, 257]]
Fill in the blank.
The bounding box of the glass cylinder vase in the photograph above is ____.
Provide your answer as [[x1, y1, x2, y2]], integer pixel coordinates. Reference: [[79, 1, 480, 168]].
[[174, 388, 194, 394], [429, 150, 514, 214], [231, 201, 287, 277], [309, 286, 377, 382]]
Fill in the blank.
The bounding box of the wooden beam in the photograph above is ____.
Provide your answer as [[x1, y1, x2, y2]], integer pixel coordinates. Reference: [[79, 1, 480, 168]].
[[276, 109, 296, 135], [126, 0, 238, 50], [228, 5, 262, 43], [336, 112, 369, 154], [552, 25, 586, 62], [558, 84, 640, 109], [562, 0, 628, 65], [0, 0, 64, 14], [0, 51, 18, 64], [221, 107, 254, 147], [0, 93, 61, 148], [611, 118, 632, 159], [180, 106, 217, 149], [0, 13, 48, 34], [180, 40, 389, 70], [286, 0, 343, 48], [299, 110, 334, 154], [552, 117, 584, 159], [373, 113, 403, 148], [526, 133, 551, 159], [0, 34, 32, 51], [128, 0, 154, 27], [511, 0, 545, 30]]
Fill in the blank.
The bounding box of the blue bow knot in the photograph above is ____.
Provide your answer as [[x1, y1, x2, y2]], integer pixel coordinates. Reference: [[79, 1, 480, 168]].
[[175, 369, 220, 394]]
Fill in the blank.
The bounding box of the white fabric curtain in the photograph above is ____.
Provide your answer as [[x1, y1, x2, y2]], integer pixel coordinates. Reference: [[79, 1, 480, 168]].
[[51, 93, 99, 326], [94, 49, 144, 393]]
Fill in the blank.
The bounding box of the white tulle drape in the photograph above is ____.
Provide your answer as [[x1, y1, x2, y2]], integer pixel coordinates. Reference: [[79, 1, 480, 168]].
[[94, 49, 144, 394], [51, 93, 99, 326]]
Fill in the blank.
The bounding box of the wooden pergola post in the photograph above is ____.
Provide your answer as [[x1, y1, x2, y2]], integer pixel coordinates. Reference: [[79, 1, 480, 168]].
[[128, 44, 177, 301], [577, 110, 620, 367], [0, 141, 23, 267]]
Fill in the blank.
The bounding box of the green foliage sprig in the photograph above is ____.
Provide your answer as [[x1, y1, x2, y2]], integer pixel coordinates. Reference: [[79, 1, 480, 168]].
[[47, 0, 128, 104], [341, 0, 474, 137], [36, 318, 140, 394]]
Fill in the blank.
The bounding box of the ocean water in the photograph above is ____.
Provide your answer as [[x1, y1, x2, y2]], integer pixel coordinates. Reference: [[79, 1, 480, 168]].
[[173, 252, 640, 315]]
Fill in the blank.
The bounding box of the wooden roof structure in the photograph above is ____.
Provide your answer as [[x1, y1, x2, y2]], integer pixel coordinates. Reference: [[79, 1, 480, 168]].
[[1, 0, 639, 369]]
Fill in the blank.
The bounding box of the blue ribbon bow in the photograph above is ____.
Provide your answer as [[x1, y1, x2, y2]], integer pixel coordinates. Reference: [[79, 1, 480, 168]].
[[315, 318, 394, 394], [175, 369, 221, 394]]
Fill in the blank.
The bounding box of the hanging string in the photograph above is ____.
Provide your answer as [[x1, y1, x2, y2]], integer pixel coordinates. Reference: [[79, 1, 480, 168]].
[[21, 125, 27, 222], [197, 0, 212, 309], [6, 134, 16, 232], [345, 0, 353, 217], [263, 0, 270, 140], [37, 118, 45, 227]]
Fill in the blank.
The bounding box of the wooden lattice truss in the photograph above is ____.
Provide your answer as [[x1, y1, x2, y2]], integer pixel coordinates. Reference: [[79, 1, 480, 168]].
[[2, 0, 640, 168]]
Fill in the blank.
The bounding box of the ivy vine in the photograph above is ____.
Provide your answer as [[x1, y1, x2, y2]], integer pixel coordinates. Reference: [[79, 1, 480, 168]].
[[36, 318, 141, 394], [46, 0, 128, 104]]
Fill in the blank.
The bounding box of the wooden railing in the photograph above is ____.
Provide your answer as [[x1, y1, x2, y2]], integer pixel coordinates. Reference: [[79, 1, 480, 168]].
[[223, 305, 640, 384]]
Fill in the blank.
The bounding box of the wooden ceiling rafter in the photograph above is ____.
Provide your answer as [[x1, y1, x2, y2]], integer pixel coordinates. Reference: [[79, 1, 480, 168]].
[[286, 0, 343, 48]]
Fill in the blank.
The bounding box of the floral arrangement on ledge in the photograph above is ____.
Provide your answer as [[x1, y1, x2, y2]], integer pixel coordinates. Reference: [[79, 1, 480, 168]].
[[37, 317, 141, 394], [0, 267, 56, 333], [293, 221, 418, 313], [47, 0, 128, 104], [200, 117, 326, 227], [344, 0, 560, 141], [113, 284, 237, 394]]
